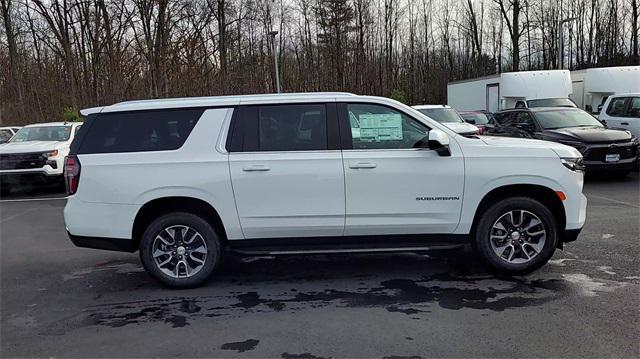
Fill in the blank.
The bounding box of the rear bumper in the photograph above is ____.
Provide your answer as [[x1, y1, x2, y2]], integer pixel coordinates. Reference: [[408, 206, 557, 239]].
[[68, 232, 137, 252], [64, 198, 139, 239]]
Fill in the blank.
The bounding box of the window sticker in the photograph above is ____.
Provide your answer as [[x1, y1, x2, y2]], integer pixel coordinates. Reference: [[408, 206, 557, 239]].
[[358, 114, 403, 141]]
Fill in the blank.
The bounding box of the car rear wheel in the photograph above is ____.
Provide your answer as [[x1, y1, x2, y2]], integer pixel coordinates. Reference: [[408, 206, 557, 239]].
[[139, 212, 221, 288], [474, 197, 559, 274]]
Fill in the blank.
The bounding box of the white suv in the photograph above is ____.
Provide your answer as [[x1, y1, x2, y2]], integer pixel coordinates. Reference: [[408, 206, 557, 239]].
[[0, 122, 82, 195], [64, 93, 587, 287]]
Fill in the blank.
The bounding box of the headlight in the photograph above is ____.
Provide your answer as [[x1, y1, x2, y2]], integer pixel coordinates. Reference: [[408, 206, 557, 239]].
[[558, 140, 588, 154], [561, 157, 585, 172], [42, 150, 59, 158]]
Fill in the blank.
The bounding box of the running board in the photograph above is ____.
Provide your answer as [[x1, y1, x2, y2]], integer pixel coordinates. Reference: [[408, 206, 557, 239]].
[[228, 243, 465, 256]]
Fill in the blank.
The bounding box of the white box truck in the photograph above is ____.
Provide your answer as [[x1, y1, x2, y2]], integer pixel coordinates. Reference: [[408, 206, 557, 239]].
[[570, 66, 640, 113], [447, 70, 573, 112]]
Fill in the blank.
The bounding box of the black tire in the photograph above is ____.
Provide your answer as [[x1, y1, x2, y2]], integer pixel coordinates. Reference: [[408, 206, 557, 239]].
[[474, 197, 559, 275], [139, 212, 222, 288]]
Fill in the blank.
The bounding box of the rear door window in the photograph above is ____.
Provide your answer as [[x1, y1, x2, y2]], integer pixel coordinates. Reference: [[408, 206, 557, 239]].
[[606, 97, 629, 117], [258, 104, 328, 151], [627, 97, 640, 118], [77, 109, 203, 154]]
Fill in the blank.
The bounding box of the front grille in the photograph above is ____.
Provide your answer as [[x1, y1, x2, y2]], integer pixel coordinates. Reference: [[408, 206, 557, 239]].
[[584, 142, 638, 162], [0, 152, 47, 170]]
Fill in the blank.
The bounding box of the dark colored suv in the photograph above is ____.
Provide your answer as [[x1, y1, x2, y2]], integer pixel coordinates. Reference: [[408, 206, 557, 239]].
[[488, 107, 639, 175]]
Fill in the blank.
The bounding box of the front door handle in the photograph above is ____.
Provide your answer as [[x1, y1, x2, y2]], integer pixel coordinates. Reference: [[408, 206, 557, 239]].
[[242, 165, 270, 172], [621, 122, 629, 125], [349, 162, 377, 169]]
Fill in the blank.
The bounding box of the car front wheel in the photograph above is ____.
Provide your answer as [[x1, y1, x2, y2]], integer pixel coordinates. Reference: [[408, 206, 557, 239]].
[[139, 212, 221, 288], [474, 197, 559, 274]]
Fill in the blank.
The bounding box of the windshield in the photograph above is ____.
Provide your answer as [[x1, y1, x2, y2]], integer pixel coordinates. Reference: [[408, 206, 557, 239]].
[[460, 113, 490, 125], [535, 110, 604, 129], [527, 98, 576, 108], [10, 126, 72, 142], [417, 108, 464, 123]]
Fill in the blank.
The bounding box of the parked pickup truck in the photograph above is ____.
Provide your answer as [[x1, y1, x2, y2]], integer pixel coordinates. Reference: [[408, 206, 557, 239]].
[[0, 122, 82, 196], [64, 93, 587, 287]]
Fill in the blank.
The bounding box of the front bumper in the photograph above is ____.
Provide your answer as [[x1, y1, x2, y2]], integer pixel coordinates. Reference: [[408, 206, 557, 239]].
[[584, 156, 637, 171], [0, 166, 63, 177]]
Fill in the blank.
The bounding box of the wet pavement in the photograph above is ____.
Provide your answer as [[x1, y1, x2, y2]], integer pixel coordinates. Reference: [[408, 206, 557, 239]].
[[1, 173, 639, 357]]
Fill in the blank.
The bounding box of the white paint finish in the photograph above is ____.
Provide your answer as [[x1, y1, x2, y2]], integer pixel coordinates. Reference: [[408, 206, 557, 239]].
[[598, 93, 640, 139], [584, 66, 640, 93], [570, 80, 585, 109], [453, 135, 586, 234], [229, 151, 345, 238], [571, 66, 640, 111], [63, 199, 140, 239], [343, 146, 464, 235], [66, 92, 588, 248], [500, 70, 572, 100], [448, 70, 572, 111], [447, 76, 499, 111], [66, 108, 244, 240]]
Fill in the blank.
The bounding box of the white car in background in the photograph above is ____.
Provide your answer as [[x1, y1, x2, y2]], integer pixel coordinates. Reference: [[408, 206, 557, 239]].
[[0, 122, 82, 195], [598, 93, 640, 139], [413, 105, 480, 136], [0, 126, 22, 144]]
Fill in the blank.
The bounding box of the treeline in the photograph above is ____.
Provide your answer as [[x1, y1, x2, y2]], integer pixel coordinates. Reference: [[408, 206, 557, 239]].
[[0, 0, 638, 125]]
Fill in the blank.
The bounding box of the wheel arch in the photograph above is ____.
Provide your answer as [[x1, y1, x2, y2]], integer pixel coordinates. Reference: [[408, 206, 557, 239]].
[[132, 196, 228, 249], [470, 184, 566, 243]]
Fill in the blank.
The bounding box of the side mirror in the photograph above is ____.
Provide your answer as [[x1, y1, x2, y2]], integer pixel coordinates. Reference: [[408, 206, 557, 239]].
[[597, 104, 603, 113], [428, 129, 451, 157], [466, 119, 476, 124]]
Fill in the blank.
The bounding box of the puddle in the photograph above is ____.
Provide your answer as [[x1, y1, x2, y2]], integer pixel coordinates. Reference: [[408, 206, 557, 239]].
[[42, 256, 636, 333], [63, 261, 144, 281], [220, 339, 259, 353]]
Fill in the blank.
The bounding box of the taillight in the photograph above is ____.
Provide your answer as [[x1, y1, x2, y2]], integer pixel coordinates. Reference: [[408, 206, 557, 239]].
[[64, 155, 81, 195]]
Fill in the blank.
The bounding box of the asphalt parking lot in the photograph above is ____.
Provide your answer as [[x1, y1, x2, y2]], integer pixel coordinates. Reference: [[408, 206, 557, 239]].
[[1, 174, 638, 358]]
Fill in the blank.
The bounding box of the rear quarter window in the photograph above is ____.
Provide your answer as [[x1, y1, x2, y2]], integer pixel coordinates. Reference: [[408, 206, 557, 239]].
[[77, 108, 204, 154]]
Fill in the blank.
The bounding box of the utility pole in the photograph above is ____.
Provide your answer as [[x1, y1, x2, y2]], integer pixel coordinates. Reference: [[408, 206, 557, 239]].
[[557, 17, 577, 69], [268, 30, 281, 93]]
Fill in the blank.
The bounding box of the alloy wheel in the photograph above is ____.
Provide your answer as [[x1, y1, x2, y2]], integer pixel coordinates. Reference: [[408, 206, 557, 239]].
[[489, 209, 547, 264], [151, 225, 208, 278]]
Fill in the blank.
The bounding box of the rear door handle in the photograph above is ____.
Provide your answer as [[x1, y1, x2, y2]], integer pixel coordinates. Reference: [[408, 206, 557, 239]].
[[349, 162, 377, 169], [621, 122, 629, 125], [242, 165, 270, 172]]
